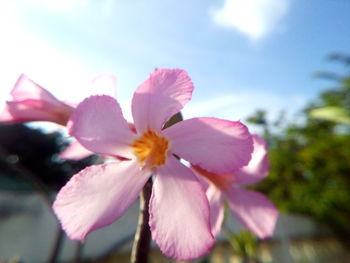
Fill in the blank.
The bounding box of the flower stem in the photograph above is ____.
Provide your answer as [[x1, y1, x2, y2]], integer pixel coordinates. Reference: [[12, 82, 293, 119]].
[[130, 178, 153, 263], [48, 226, 64, 263], [0, 145, 64, 263]]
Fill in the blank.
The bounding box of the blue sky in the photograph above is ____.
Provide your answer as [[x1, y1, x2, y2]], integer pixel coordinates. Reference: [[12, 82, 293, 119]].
[[0, 0, 349, 125]]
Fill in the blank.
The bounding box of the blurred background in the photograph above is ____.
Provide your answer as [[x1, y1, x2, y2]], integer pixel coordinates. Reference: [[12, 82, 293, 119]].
[[0, 0, 350, 262]]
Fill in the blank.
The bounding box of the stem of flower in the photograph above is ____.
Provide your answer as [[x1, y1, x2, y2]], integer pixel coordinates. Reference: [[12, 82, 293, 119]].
[[130, 178, 153, 263], [0, 145, 52, 206], [130, 113, 182, 263], [0, 145, 65, 262], [48, 226, 64, 263]]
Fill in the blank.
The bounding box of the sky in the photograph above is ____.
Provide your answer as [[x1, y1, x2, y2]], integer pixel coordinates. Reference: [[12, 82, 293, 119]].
[[0, 0, 349, 128]]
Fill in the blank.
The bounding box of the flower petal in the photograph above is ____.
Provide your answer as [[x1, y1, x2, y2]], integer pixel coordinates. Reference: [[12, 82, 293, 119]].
[[0, 75, 74, 125], [69, 95, 136, 158], [206, 184, 225, 237], [0, 101, 71, 125], [11, 74, 66, 108], [0, 104, 14, 122], [191, 164, 234, 191], [163, 117, 253, 173], [0, 101, 52, 122], [53, 161, 150, 241], [225, 188, 278, 239], [59, 140, 92, 160], [150, 156, 214, 260], [235, 134, 269, 186], [132, 69, 193, 133]]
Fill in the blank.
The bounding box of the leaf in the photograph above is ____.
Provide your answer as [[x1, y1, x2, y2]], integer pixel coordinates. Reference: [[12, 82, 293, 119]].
[[310, 106, 350, 126]]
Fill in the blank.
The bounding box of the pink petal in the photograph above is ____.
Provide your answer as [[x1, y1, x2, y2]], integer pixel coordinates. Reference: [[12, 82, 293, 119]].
[[191, 165, 210, 190], [132, 69, 193, 133], [0, 102, 50, 123], [11, 74, 66, 109], [0, 101, 71, 125], [225, 188, 278, 239], [234, 134, 269, 186], [163, 117, 253, 174], [191, 166, 226, 236], [69, 95, 136, 158], [59, 140, 92, 160], [206, 184, 225, 237], [0, 74, 74, 125], [53, 161, 150, 241], [191, 164, 234, 191], [150, 156, 214, 260], [0, 104, 14, 122]]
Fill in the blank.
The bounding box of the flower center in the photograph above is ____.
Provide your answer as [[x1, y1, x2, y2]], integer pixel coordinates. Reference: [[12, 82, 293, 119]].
[[131, 130, 169, 166]]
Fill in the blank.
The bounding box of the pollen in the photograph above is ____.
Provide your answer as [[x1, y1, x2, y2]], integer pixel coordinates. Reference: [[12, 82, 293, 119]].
[[131, 130, 169, 166]]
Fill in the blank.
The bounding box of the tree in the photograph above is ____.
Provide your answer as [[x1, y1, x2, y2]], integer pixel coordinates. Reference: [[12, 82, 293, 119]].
[[0, 123, 95, 191], [247, 54, 350, 243]]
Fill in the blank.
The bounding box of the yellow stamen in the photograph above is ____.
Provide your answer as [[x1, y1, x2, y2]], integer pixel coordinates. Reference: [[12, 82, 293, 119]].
[[131, 130, 169, 166]]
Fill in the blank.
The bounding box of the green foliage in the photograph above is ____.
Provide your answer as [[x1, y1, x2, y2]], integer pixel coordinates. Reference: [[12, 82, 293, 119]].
[[309, 58, 350, 125], [310, 106, 350, 126], [247, 54, 350, 242], [227, 230, 258, 259]]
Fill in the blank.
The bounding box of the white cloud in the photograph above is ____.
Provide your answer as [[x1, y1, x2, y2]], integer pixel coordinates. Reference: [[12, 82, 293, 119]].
[[212, 0, 289, 40]]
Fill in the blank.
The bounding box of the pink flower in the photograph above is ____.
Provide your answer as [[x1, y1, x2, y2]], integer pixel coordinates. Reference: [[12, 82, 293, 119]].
[[192, 134, 279, 239], [53, 68, 254, 260], [0, 74, 116, 160], [0, 74, 74, 125]]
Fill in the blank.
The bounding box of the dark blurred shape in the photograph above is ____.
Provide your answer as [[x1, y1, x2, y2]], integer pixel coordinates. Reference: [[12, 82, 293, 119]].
[[162, 112, 183, 129], [246, 110, 267, 126], [328, 52, 350, 65], [0, 123, 96, 191]]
